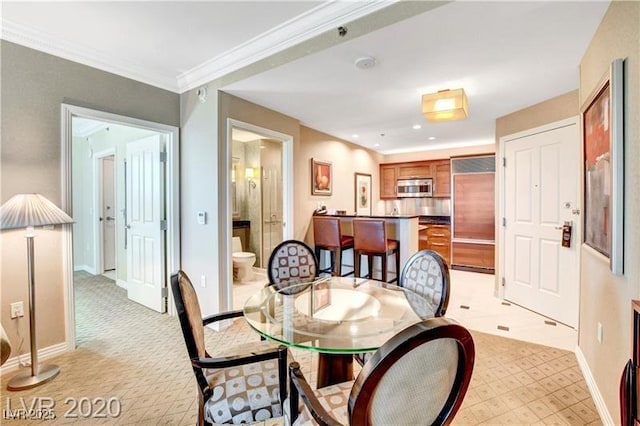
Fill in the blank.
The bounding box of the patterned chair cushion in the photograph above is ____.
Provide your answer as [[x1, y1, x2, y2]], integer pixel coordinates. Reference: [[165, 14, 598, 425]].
[[402, 254, 444, 313], [269, 243, 317, 290], [286, 381, 353, 426], [204, 359, 283, 424]]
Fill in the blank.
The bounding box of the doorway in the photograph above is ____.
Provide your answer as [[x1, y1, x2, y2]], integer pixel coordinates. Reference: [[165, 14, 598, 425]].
[[62, 104, 180, 350], [224, 119, 293, 310], [499, 117, 581, 328]]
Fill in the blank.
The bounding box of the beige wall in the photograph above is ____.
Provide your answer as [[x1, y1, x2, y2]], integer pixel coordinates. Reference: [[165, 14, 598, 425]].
[[578, 1, 640, 420], [495, 90, 579, 139], [1, 41, 179, 353], [299, 126, 384, 243]]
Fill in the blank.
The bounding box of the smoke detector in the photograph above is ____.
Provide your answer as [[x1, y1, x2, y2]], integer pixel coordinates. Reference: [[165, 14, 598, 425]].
[[355, 56, 376, 70]]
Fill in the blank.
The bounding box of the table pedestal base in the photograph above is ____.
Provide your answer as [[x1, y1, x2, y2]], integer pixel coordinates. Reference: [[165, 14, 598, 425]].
[[317, 353, 353, 389]]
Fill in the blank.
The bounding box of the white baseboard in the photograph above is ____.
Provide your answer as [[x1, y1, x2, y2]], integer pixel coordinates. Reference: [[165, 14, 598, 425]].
[[575, 346, 614, 425], [73, 264, 96, 275], [116, 278, 128, 289], [0, 342, 68, 375]]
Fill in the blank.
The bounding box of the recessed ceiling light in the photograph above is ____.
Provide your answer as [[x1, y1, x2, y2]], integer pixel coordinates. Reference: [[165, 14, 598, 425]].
[[412, 124, 422, 130], [428, 136, 436, 140], [352, 134, 359, 138], [374, 143, 380, 147]]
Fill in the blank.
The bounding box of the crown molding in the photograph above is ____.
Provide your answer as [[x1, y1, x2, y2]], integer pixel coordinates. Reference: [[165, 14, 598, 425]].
[[2, 1, 394, 94], [176, 0, 396, 93], [2, 19, 180, 92]]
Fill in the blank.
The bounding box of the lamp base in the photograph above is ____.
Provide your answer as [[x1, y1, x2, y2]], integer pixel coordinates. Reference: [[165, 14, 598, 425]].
[[7, 364, 60, 391]]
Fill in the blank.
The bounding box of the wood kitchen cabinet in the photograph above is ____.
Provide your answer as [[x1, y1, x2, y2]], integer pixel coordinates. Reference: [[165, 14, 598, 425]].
[[432, 160, 451, 198], [397, 162, 432, 179], [380, 164, 397, 199], [419, 224, 451, 265], [379, 159, 451, 199]]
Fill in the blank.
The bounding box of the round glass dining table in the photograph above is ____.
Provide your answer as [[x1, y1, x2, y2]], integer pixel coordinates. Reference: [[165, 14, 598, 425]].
[[243, 276, 431, 388]]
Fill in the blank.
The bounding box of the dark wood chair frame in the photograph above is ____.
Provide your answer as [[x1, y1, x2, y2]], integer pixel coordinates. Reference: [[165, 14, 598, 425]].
[[620, 300, 639, 426], [313, 216, 355, 277], [289, 317, 475, 426], [171, 271, 288, 426]]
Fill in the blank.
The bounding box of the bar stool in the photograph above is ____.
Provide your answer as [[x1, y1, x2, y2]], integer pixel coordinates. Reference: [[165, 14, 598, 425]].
[[313, 216, 354, 276], [352, 219, 400, 283]]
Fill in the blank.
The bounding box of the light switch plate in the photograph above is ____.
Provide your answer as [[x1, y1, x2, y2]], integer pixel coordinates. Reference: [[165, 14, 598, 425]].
[[197, 211, 206, 225]]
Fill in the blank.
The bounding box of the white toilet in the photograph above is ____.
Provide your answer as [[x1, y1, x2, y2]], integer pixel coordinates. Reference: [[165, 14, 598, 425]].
[[232, 237, 256, 283]]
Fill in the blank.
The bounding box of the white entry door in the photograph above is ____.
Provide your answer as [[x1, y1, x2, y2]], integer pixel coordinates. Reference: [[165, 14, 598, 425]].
[[126, 135, 166, 313], [503, 120, 580, 327]]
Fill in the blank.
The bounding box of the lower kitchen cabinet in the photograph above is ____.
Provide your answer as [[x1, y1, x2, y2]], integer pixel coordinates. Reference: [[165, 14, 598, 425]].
[[419, 224, 451, 266], [451, 241, 494, 272]]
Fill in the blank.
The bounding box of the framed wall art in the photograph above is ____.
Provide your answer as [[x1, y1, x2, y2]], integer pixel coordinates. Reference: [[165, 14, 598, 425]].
[[311, 158, 332, 196], [582, 58, 624, 274], [354, 172, 372, 216]]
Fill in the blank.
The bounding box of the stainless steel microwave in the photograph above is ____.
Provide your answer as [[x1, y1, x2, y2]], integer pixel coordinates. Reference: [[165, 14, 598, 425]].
[[397, 178, 433, 197]]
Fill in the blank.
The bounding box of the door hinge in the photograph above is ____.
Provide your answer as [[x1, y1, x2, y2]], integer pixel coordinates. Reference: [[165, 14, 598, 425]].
[[501, 277, 506, 287], [159, 152, 167, 163], [161, 287, 168, 298], [502, 217, 507, 227], [160, 220, 167, 231], [502, 157, 506, 167]]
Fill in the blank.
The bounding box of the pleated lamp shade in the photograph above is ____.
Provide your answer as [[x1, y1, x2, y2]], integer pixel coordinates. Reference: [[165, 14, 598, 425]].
[[0, 194, 73, 230]]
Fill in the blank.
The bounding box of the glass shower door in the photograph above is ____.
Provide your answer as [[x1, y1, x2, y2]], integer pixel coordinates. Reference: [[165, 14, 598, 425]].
[[261, 166, 283, 266]]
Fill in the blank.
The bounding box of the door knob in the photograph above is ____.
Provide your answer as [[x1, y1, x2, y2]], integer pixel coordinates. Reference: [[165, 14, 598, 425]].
[[106, 216, 115, 221]]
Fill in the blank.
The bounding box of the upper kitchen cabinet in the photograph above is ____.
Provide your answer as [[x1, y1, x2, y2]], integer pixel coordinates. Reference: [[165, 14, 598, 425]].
[[432, 160, 451, 198], [397, 162, 432, 179], [380, 164, 398, 199], [379, 159, 451, 199]]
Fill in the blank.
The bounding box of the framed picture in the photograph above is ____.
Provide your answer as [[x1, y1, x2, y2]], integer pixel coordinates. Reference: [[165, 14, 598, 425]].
[[582, 58, 624, 274], [354, 172, 372, 216], [311, 158, 332, 196]]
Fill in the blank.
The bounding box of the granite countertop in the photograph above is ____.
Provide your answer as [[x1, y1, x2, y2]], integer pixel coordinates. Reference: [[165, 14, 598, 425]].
[[418, 215, 451, 225], [320, 213, 419, 219]]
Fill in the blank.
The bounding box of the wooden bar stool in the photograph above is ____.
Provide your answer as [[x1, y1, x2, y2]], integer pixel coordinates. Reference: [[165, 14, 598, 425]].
[[313, 216, 354, 276], [352, 219, 400, 283]]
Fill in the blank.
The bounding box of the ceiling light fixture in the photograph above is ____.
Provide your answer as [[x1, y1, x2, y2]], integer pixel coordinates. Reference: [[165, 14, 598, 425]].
[[428, 136, 436, 140], [352, 134, 359, 138], [422, 88, 468, 122], [412, 124, 422, 130]]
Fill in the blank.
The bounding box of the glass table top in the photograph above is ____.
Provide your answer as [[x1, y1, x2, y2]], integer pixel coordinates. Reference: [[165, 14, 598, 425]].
[[243, 276, 432, 354]]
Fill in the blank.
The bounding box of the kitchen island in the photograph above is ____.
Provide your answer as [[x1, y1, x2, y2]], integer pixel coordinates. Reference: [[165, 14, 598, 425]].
[[315, 214, 419, 279]]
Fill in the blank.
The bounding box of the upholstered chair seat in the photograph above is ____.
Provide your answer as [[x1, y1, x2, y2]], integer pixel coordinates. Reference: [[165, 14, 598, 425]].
[[313, 216, 355, 277]]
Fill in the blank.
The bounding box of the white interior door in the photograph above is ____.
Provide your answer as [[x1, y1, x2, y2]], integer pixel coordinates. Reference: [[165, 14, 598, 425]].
[[503, 121, 580, 327], [102, 156, 116, 271], [126, 135, 166, 313]]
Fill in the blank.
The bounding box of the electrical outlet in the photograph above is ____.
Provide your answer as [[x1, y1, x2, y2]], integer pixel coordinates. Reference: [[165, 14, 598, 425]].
[[597, 322, 603, 344], [11, 302, 24, 319]]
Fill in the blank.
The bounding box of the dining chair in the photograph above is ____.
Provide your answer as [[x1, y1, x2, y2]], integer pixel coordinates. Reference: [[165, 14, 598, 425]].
[[267, 240, 319, 292], [312, 216, 354, 277], [620, 359, 637, 426], [171, 271, 289, 425], [287, 317, 475, 426], [352, 219, 400, 283], [355, 249, 451, 366]]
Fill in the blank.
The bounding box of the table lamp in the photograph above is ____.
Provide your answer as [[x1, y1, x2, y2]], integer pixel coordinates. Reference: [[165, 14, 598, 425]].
[[0, 194, 73, 390]]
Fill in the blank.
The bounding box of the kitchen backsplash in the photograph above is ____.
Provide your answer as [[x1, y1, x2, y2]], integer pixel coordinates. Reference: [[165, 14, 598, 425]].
[[384, 198, 451, 216]]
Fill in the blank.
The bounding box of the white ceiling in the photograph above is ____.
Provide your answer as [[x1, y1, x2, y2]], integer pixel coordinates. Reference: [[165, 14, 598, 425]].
[[224, 1, 610, 154], [3, 1, 610, 154]]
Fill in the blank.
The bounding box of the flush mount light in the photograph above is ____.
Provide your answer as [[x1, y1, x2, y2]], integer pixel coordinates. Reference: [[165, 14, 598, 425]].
[[374, 143, 380, 147], [428, 136, 436, 140], [352, 134, 359, 138], [412, 124, 422, 130], [422, 88, 468, 122]]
